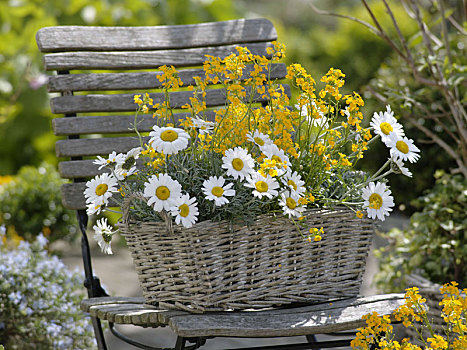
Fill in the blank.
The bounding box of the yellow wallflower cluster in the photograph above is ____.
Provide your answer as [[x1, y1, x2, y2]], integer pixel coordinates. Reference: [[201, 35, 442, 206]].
[[351, 283, 467, 350]]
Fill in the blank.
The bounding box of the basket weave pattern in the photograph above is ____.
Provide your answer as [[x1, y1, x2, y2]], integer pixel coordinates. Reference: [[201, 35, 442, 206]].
[[119, 207, 374, 313]]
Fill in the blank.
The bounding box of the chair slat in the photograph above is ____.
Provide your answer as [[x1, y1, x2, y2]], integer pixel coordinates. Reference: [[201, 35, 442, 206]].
[[42, 43, 273, 71], [50, 84, 290, 114], [58, 158, 147, 179], [47, 63, 287, 92], [52, 111, 218, 136], [169, 295, 406, 338], [36, 19, 276, 53], [61, 182, 88, 209], [56, 136, 147, 158]]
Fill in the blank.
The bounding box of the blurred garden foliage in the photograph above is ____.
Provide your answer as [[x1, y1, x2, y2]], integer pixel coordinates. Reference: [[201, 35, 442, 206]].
[[0, 163, 77, 243], [375, 171, 467, 291]]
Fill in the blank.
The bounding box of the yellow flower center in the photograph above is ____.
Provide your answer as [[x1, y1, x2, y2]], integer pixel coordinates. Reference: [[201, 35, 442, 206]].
[[272, 155, 282, 163], [254, 137, 265, 146], [179, 204, 190, 217], [287, 179, 297, 191], [156, 186, 170, 200], [211, 186, 224, 197], [160, 130, 179, 142], [232, 158, 244, 171], [380, 122, 393, 135], [102, 232, 112, 243], [396, 140, 409, 154], [369, 193, 383, 210], [255, 181, 268, 193], [95, 184, 108, 196], [286, 197, 297, 209]]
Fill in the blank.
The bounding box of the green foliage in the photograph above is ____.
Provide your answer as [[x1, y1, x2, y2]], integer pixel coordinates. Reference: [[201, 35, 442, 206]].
[[365, 1, 467, 183], [374, 171, 467, 292], [0, 163, 77, 242], [0, 231, 96, 349]]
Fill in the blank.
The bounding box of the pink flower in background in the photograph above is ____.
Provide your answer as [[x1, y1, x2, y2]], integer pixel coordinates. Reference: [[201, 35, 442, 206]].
[[29, 74, 48, 89]]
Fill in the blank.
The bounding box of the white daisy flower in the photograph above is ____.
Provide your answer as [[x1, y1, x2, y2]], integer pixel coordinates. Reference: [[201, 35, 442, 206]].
[[202, 176, 235, 207], [390, 157, 412, 178], [192, 116, 215, 135], [86, 200, 105, 216], [221, 147, 255, 180], [246, 130, 273, 148], [170, 194, 199, 228], [93, 218, 116, 254], [370, 105, 405, 144], [279, 191, 306, 218], [261, 144, 291, 175], [387, 133, 420, 163], [114, 147, 141, 180], [84, 173, 118, 206], [93, 151, 125, 170], [143, 173, 182, 212], [245, 172, 279, 199], [362, 182, 395, 221], [282, 171, 306, 196], [149, 126, 190, 155]]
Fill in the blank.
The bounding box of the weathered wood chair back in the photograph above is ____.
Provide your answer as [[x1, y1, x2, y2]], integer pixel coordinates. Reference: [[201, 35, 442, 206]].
[[35, 18, 287, 211]]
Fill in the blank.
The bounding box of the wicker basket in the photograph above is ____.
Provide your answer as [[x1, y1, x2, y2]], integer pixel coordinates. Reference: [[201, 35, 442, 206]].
[[119, 207, 374, 313]]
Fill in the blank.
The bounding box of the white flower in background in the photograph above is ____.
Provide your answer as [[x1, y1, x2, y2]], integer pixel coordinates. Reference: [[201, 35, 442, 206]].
[[202, 176, 235, 206], [261, 144, 291, 175], [362, 182, 394, 221], [279, 191, 306, 218], [144, 173, 182, 212], [93, 151, 125, 170], [36, 233, 48, 249], [282, 171, 306, 196], [93, 218, 116, 254], [245, 172, 279, 199], [296, 100, 328, 129], [387, 133, 420, 163], [246, 130, 273, 148], [149, 126, 190, 155], [192, 116, 215, 135], [222, 147, 255, 180], [84, 173, 118, 207], [114, 147, 141, 180], [390, 157, 412, 178], [370, 105, 405, 145], [170, 194, 199, 228]]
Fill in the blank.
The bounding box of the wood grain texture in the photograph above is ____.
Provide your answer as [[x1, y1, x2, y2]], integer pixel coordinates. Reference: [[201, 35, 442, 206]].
[[58, 158, 146, 179], [47, 63, 287, 92], [36, 19, 276, 53], [52, 111, 216, 135], [42, 43, 273, 70], [169, 295, 406, 337], [61, 182, 88, 209], [55, 136, 148, 158], [78, 294, 405, 334], [50, 84, 290, 114]]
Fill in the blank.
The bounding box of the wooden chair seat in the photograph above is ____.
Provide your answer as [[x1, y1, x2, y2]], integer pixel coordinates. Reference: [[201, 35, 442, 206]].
[[81, 294, 404, 338]]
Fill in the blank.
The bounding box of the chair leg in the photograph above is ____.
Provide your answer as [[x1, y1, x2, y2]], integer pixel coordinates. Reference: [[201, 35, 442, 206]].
[[91, 317, 108, 350], [306, 334, 320, 350], [77, 209, 109, 350]]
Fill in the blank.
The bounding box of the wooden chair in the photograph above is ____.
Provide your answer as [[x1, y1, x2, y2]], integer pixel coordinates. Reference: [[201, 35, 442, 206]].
[[36, 18, 404, 350]]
